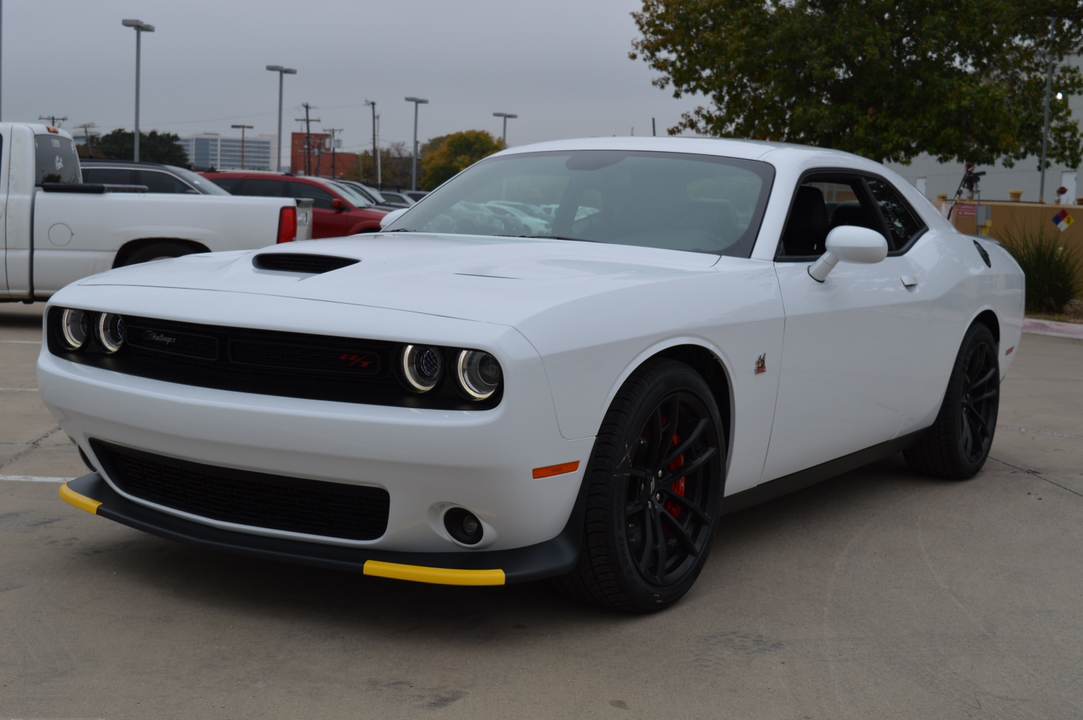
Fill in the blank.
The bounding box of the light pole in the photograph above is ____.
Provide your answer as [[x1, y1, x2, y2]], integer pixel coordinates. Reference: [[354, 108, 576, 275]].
[[266, 65, 296, 172], [493, 112, 517, 149], [1039, 16, 1056, 204], [405, 96, 428, 191], [231, 124, 253, 169], [122, 19, 154, 161]]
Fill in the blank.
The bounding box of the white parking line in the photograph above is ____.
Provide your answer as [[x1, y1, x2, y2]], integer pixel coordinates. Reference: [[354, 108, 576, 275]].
[[0, 475, 68, 483], [0, 339, 41, 344], [0, 388, 38, 392]]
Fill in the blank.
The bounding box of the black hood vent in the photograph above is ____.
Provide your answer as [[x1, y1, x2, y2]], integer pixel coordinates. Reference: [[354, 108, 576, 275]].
[[253, 253, 359, 274]]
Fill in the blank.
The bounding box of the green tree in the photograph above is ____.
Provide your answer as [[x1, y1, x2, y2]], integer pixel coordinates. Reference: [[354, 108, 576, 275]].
[[94, 129, 190, 165], [631, 0, 1083, 167], [421, 130, 502, 189]]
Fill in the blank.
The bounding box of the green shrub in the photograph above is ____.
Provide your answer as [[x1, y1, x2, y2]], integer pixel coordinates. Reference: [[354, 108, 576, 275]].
[[998, 225, 1082, 314]]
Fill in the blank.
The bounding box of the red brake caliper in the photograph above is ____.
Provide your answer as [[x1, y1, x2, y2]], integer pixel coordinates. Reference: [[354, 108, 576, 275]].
[[665, 433, 686, 519]]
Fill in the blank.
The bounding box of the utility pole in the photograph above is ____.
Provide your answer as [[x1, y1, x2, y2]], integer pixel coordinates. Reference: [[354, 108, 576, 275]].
[[326, 128, 342, 178], [364, 100, 377, 185], [231, 123, 253, 170], [75, 122, 98, 157], [375, 114, 382, 186], [38, 115, 67, 127], [295, 103, 320, 176]]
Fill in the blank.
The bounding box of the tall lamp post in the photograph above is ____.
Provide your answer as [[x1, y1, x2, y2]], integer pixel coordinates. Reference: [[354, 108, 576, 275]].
[[266, 65, 296, 172], [493, 112, 517, 149], [122, 19, 154, 161], [405, 96, 428, 191], [231, 124, 254, 170]]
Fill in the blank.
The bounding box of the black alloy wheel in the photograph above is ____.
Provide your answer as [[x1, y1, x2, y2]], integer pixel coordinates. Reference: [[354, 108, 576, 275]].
[[905, 323, 1000, 479], [557, 358, 725, 613]]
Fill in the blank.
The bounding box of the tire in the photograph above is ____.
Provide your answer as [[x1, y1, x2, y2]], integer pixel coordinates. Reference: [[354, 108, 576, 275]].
[[120, 241, 195, 267], [904, 323, 1000, 479], [556, 359, 726, 613]]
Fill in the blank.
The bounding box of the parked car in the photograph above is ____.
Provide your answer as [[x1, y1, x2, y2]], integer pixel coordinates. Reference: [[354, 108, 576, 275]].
[[375, 190, 416, 207], [45, 137, 1024, 613], [203, 171, 386, 238], [332, 180, 402, 211], [81, 160, 231, 195], [1, 123, 308, 304], [403, 190, 429, 202]]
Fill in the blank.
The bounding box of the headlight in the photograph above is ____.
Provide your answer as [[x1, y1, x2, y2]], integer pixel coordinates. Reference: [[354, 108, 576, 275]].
[[400, 344, 443, 392], [96, 313, 126, 354], [60, 308, 90, 350], [455, 350, 502, 401]]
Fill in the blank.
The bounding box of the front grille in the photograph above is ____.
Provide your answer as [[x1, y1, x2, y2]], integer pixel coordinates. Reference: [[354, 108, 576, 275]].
[[91, 439, 389, 541], [47, 310, 500, 410]]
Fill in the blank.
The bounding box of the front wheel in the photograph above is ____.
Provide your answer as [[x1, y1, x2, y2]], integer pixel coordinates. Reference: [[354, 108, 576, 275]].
[[905, 323, 1000, 479], [557, 359, 725, 613]]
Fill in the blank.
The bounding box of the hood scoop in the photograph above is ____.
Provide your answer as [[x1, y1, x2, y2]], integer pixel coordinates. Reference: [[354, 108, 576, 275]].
[[253, 253, 360, 275]]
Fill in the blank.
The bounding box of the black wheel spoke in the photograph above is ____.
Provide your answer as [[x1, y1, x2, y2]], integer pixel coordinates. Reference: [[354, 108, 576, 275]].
[[659, 445, 717, 486], [659, 505, 699, 557], [662, 418, 707, 467], [650, 507, 668, 583], [660, 487, 712, 525]]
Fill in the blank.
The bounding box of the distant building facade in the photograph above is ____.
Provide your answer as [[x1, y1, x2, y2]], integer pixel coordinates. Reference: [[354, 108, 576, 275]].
[[290, 132, 358, 178], [180, 133, 277, 171]]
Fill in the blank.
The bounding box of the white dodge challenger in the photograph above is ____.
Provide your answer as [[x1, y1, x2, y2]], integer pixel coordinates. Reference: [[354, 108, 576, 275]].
[[40, 137, 1024, 612]]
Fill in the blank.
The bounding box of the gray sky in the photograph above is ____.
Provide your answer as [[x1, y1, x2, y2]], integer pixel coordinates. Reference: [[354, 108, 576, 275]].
[[2, 0, 701, 160]]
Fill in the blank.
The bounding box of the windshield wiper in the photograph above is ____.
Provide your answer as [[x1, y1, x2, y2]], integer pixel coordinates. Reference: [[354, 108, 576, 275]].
[[509, 234, 603, 243]]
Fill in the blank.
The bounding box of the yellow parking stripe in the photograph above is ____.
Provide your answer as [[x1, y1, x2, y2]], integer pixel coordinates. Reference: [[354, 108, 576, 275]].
[[60, 483, 102, 515], [363, 560, 505, 586]]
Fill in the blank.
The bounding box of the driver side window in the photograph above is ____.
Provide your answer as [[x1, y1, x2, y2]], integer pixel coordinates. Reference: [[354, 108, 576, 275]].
[[779, 176, 882, 258]]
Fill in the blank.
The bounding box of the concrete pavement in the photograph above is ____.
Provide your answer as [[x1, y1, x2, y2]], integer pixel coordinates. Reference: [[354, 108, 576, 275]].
[[2, 300, 1081, 719]]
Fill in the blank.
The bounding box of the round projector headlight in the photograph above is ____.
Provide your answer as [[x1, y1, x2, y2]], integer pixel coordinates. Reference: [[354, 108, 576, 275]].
[[456, 350, 502, 401], [60, 308, 90, 350], [400, 344, 443, 392], [96, 313, 126, 354]]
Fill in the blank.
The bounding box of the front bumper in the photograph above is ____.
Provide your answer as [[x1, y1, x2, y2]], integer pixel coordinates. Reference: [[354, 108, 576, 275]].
[[62, 473, 582, 584]]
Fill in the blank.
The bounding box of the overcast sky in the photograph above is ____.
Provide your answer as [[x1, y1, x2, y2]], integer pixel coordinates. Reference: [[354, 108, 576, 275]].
[[2, 0, 701, 161]]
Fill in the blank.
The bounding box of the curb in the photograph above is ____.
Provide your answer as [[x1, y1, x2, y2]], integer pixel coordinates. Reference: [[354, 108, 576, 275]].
[[1023, 318, 1083, 340]]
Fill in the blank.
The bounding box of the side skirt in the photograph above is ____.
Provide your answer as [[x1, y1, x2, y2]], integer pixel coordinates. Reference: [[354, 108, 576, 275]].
[[720, 430, 926, 516]]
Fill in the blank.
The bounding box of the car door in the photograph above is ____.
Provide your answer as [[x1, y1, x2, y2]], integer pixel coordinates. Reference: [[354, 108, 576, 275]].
[[285, 181, 346, 238], [761, 172, 932, 481]]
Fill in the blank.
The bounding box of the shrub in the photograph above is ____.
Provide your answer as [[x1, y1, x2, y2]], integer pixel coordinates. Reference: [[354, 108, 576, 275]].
[[998, 225, 1082, 314]]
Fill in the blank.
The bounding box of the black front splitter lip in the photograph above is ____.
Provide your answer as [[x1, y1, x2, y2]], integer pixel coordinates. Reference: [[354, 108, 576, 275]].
[[62, 473, 581, 586]]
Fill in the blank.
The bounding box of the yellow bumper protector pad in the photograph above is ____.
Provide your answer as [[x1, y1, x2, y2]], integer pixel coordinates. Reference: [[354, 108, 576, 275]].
[[363, 560, 505, 586], [60, 482, 102, 515]]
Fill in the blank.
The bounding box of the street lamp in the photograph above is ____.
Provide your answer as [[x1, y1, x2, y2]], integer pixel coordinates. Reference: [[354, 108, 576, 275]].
[[493, 112, 517, 149], [266, 65, 297, 172], [122, 19, 154, 161], [405, 96, 428, 191], [231, 124, 254, 170]]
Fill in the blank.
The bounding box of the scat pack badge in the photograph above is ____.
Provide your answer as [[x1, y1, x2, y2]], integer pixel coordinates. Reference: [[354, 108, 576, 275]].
[[755, 353, 767, 375]]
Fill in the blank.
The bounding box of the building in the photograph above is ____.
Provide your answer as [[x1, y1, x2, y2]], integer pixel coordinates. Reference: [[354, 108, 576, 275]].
[[290, 132, 358, 178], [180, 132, 277, 171]]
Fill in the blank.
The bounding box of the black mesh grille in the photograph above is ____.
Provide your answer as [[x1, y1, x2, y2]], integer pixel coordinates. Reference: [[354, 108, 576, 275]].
[[253, 253, 359, 274], [46, 310, 501, 410], [91, 439, 389, 541]]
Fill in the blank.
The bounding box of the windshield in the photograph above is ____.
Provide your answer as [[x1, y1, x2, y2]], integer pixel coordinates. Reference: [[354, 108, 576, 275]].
[[34, 133, 82, 185], [386, 150, 774, 257], [171, 166, 232, 195]]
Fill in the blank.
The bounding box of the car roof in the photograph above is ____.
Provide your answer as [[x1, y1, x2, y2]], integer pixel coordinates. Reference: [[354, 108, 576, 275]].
[[82, 159, 187, 171]]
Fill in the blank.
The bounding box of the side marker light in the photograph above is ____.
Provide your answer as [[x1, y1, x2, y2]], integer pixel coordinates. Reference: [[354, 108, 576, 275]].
[[532, 461, 581, 479]]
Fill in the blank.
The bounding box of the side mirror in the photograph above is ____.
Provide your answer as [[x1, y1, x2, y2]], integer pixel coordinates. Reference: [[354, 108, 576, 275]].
[[331, 198, 348, 212], [808, 226, 888, 282], [380, 207, 408, 230]]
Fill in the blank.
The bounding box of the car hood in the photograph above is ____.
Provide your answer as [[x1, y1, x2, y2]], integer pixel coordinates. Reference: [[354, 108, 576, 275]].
[[79, 233, 727, 326]]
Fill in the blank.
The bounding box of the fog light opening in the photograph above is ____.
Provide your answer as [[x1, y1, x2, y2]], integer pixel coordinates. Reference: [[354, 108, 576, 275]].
[[444, 507, 484, 545]]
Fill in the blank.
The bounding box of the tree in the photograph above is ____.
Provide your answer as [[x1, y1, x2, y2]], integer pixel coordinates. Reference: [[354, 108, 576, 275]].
[[94, 129, 190, 165], [630, 0, 1083, 167], [421, 130, 502, 189]]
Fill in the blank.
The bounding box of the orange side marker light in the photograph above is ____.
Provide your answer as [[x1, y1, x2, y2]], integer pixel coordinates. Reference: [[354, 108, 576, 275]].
[[532, 461, 580, 479]]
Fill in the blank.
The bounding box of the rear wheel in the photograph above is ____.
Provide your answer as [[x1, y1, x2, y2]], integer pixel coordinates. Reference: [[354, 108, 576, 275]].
[[557, 359, 725, 613], [120, 241, 196, 266], [905, 323, 1000, 479]]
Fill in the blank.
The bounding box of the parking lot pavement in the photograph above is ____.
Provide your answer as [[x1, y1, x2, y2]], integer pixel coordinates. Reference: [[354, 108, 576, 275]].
[[2, 302, 1082, 719]]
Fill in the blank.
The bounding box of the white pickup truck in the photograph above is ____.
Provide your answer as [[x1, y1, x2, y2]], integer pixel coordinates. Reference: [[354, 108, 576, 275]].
[[1, 123, 311, 303]]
